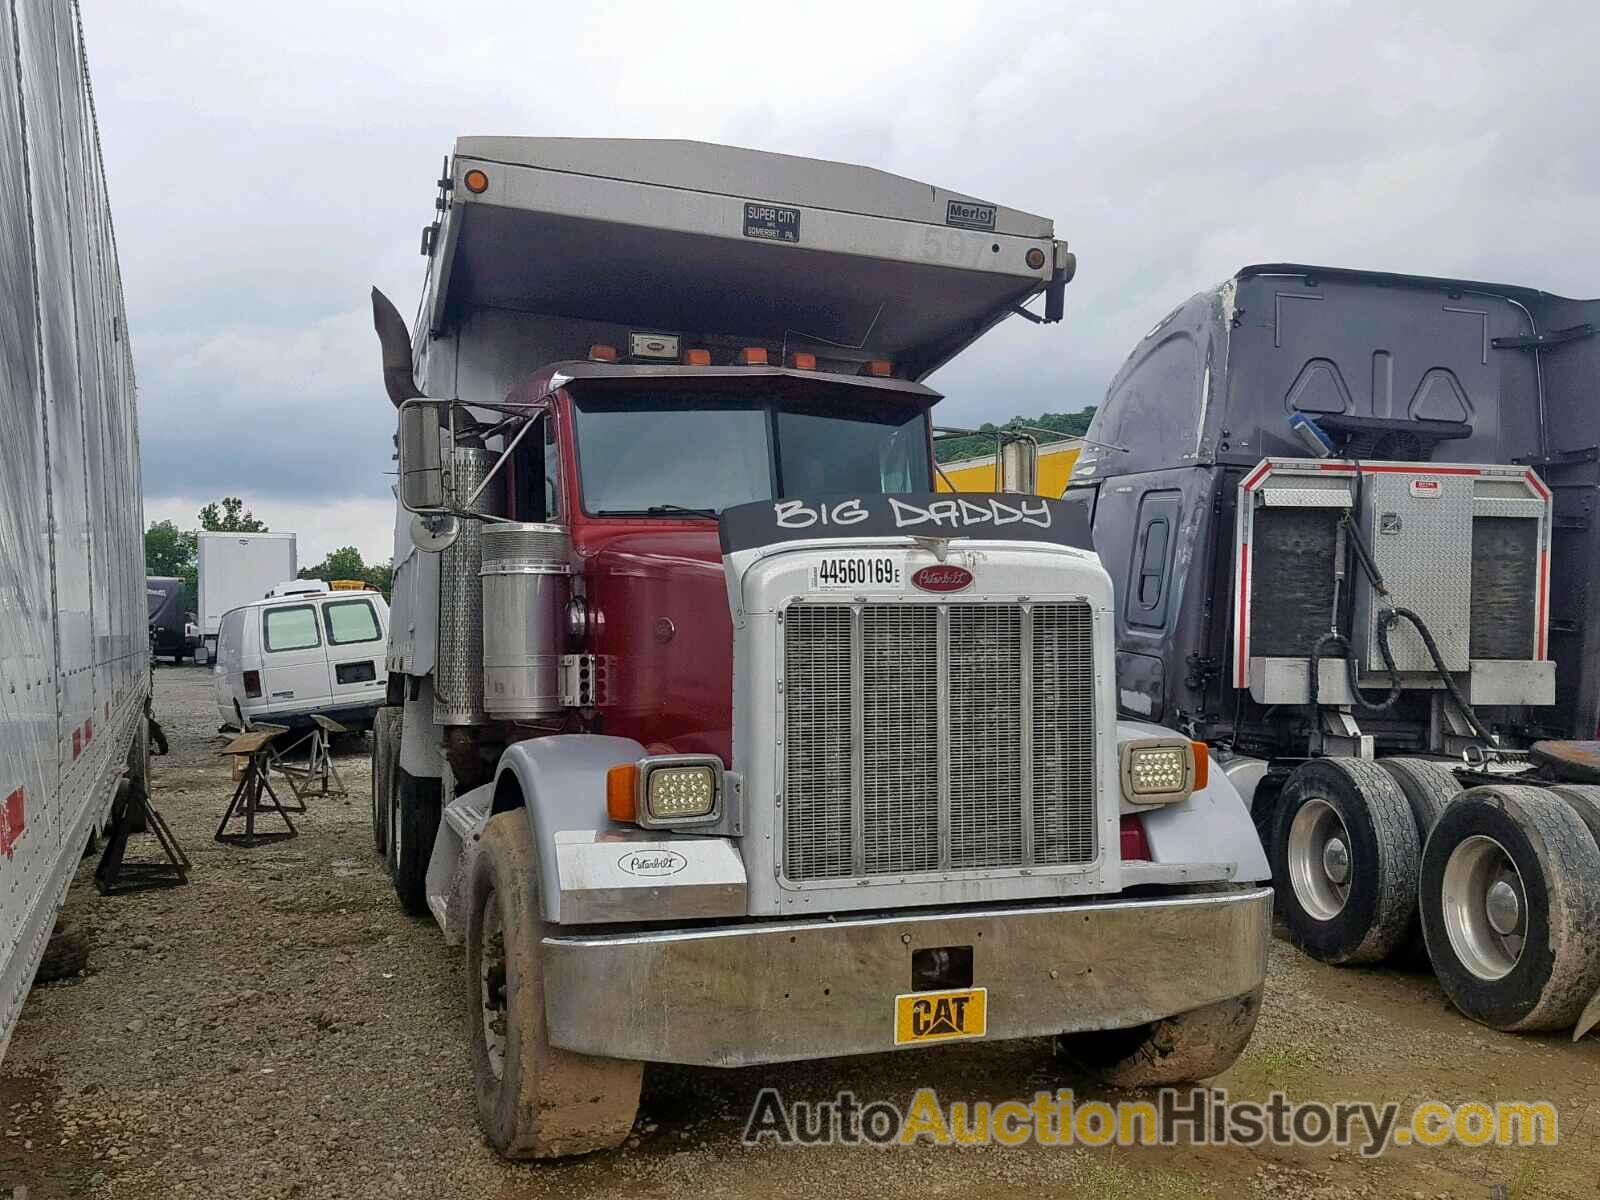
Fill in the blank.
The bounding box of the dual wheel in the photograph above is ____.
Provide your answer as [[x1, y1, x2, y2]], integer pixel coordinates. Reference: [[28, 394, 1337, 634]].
[[1275, 759, 1600, 1032], [369, 704, 441, 916]]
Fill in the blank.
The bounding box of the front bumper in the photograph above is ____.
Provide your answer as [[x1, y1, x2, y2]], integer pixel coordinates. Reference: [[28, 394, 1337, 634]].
[[542, 886, 1272, 1067]]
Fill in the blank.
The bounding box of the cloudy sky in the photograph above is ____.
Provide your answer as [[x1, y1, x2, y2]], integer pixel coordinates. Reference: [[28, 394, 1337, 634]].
[[90, 0, 1600, 566]]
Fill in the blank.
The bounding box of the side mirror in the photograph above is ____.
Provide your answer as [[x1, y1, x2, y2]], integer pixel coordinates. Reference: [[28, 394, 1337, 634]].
[[997, 435, 1038, 495], [397, 401, 444, 510]]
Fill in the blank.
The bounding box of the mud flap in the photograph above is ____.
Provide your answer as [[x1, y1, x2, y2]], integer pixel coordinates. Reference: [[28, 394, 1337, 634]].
[[1574, 986, 1600, 1042]]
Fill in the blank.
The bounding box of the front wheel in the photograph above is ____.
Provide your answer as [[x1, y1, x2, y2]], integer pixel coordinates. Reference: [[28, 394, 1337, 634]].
[[466, 813, 641, 1159], [1055, 989, 1263, 1087]]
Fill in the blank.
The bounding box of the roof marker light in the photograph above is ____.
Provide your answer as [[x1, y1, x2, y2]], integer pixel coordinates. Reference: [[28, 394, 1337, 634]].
[[588, 344, 618, 362], [684, 348, 712, 366], [463, 168, 489, 194], [789, 352, 817, 371], [863, 359, 892, 377], [737, 347, 769, 366]]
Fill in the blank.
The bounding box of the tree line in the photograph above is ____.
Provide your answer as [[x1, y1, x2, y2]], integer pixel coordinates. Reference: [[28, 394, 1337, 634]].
[[144, 496, 392, 613], [934, 407, 1096, 464]]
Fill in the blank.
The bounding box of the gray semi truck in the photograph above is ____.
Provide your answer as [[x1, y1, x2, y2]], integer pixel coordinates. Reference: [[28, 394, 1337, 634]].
[[1068, 264, 1600, 1038]]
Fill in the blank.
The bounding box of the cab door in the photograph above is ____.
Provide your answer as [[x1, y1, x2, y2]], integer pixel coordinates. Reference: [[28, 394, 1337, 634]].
[[258, 602, 329, 713]]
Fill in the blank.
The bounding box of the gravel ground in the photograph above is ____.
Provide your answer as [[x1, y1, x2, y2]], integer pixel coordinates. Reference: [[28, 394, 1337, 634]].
[[4, 666, 1599, 1198]]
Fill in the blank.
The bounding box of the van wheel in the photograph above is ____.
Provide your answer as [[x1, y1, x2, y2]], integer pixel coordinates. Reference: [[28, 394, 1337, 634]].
[[390, 768, 440, 916], [1274, 758, 1419, 964], [1420, 785, 1600, 1032], [1056, 989, 1263, 1086], [467, 813, 641, 1159], [371, 707, 400, 858]]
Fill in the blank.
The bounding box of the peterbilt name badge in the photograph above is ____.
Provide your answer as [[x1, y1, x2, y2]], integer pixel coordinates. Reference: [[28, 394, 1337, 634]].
[[911, 564, 973, 593], [617, 849, 687, 877]]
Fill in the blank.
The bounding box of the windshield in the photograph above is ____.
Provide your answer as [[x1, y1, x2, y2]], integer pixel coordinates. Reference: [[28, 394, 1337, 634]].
[[572, 390, 932, 516]]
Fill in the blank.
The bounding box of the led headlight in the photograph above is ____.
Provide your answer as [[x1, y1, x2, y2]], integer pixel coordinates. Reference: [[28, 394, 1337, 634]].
[[1119, 738, 1202, 805], [646, 764, 718, 820]]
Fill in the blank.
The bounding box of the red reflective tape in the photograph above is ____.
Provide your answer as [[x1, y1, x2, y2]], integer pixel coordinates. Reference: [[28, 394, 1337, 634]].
[[1315, 462, 1482, 476], [1524, 468, 1551, 501], [0, 788, 23, 859], [84, 717, 93, 744], [72, 727, 82, 759], [1236, 542, 1251, 687], [1241, 461, 1273, 492]]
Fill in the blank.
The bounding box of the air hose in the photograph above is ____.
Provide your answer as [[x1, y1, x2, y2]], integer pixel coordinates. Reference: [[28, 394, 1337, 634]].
[[1307, 510, 1496, 748]]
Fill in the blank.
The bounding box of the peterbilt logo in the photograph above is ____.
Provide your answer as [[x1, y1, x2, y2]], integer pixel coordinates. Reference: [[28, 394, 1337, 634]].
[[911, 565, 974, 593], [617, 849, 687, 877]]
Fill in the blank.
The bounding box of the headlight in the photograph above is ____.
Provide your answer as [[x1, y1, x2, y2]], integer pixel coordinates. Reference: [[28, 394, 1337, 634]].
[[646, 764, 717, 820], [1119, 738, 1204, 805], [606, 754, 724, 828]]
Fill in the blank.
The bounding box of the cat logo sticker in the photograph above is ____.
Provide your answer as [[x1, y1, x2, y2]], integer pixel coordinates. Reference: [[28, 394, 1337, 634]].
[[894, 987, 988, 1045]]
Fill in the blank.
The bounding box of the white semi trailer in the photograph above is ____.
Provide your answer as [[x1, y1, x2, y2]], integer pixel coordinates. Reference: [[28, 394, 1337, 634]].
[[370, 138, 1274, 1159], [0, 0, 148, 1059]]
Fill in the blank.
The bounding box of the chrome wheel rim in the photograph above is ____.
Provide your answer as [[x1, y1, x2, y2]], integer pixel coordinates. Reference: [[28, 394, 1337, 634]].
[[1287, 797, 1353, 921], [1442, 834, 1526, 981], [479, 889, 508, 1080]]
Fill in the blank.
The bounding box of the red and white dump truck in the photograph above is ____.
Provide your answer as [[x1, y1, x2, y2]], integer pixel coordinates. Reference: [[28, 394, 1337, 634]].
[[369, 138, 1272, 1158], [1, 0, 148, 1060]]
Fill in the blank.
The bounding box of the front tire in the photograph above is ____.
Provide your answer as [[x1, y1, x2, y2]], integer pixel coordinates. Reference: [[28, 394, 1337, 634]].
[[1274, 758, 1419, 965], [466, 813, 641, 1159], [1055, 989, 1263, 1086], [1420, 785, 1600, 1032]]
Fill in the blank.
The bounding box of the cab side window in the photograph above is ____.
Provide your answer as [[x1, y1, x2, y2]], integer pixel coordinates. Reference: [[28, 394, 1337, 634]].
[[263, 605, 321, 652], [1125, 491, 1182, 630]]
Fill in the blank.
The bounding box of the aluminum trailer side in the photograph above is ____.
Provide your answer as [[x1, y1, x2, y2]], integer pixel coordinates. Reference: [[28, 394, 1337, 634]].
[[196, 531, 297, 659], [1, 0, 147, 1059]]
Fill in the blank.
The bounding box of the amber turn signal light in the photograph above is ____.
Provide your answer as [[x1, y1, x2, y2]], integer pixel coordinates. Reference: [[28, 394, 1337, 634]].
[[463, 168, 489, 194], [1190, 742, 1209, 791], [606, 764, 637, 822]]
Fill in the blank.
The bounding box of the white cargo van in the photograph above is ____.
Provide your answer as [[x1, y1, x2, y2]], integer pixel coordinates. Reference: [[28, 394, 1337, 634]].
[[215, 590, 389, 730]]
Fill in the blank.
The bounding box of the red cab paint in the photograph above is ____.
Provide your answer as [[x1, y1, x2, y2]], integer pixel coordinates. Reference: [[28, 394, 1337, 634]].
[[1, 788, 24, 859], [911, 564, 973, 593]]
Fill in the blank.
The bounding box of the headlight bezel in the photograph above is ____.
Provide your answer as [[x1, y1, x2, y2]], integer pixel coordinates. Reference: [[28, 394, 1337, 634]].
[[1119, 737, 1202, 806], [636, 754, 724, 829]]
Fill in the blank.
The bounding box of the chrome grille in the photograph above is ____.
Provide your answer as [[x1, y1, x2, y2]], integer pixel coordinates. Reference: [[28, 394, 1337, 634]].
[[782, 600, 1096, 881]]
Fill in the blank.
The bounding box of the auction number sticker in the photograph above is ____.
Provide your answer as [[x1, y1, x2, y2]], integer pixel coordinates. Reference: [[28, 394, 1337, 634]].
[[809, 554, 902, 592]]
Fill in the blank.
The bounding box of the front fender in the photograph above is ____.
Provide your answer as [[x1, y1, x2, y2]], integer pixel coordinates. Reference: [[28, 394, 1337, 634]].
[[1116, 720, 1272, 882], [495, 735, 746, 924]]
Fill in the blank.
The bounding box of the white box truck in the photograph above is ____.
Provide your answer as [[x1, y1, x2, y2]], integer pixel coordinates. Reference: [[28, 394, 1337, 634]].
[[1, 0, 149, 1059], [368, 137, 1273, 1159], [196, 531, 297, 663]]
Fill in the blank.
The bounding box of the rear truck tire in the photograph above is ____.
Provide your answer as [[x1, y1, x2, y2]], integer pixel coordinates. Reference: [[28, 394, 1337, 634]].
[[1378, 757, 1463, 964], [466, 812, 642, 1159], [1274, 757, 1420, 965], [370, 707, 400, 858], [1055, 988, 1263, 1087], [390, 767, 441, 917], [1549, 784, 1600, 845], [1420, 785, 1600, 1032]]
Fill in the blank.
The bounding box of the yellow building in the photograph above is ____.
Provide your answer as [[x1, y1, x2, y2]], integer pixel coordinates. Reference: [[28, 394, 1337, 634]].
[[935, 438, 1082, 498]]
